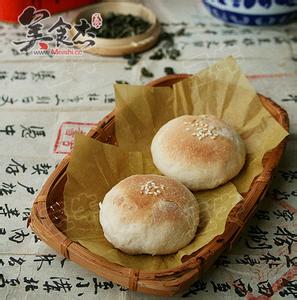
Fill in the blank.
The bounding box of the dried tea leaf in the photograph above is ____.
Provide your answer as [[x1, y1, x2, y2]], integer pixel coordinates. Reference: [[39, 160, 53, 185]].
[[87, 12, 151, 39], [164, 67, 175, 75], [141, 67, 154, 78]]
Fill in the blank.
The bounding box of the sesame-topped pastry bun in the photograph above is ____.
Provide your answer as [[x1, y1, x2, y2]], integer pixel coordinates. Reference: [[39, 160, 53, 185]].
[[99, 174, 199, 255], [151, 115, 246, 191]]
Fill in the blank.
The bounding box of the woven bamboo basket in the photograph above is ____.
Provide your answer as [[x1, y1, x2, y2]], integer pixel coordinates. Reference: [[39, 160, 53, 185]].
[[29, 74, 289, 296]]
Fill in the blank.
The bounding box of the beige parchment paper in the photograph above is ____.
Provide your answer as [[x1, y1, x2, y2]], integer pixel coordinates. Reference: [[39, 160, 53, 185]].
[[115, 56, 289, 193], [64, 133, 242, 271], [64, 57, 288, 271]]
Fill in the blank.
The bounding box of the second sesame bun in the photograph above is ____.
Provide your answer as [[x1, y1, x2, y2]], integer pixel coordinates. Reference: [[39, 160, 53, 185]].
[[99, 174, 199, 255], [151, 115, 246, 191]]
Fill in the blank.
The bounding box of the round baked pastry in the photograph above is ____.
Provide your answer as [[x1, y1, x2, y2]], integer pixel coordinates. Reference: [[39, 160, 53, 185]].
[[99, 174, 199, 255], [151, 115, 246, 191]]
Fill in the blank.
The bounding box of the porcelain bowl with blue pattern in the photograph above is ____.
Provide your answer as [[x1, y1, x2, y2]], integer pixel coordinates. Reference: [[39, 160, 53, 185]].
[[203, 0, 297, 25]]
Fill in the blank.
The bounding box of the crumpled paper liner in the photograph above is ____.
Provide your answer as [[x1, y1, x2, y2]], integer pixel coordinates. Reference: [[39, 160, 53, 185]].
[[115, 56, 288, 193], [64, 133, 242, 271], [64, 57, 288, 271]]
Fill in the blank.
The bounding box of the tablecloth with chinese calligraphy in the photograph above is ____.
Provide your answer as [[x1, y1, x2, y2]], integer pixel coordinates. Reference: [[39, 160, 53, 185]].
[[0, 1, 296, 299]]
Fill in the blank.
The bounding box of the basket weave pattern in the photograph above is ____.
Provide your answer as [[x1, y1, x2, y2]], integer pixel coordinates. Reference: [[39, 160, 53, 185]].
[[29, 75, 289, 296]]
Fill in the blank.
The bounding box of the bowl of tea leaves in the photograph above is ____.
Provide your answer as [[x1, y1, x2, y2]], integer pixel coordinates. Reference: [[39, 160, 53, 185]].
[[70, 2, 160, 56]]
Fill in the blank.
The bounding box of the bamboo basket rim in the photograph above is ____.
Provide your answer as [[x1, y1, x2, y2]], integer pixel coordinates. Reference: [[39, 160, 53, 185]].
[[29, 74, 289, 296]]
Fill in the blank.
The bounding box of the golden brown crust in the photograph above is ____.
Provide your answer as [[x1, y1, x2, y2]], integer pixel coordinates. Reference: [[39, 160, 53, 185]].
[[160, 115, 236, 166], [151, 115, 246, 190], [100, 174, 200, 255], [109, 174, 196, 224], [165, 132, 234, 165]]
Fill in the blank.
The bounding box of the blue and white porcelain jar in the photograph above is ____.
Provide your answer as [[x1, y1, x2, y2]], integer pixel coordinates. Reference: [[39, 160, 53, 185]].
[[203, 0, 297, 25]]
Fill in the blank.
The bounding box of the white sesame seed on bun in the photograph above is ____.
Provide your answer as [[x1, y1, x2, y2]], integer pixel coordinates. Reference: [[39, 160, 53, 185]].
[[99, 174, 199, 255], [151, 115, 246, 191]]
